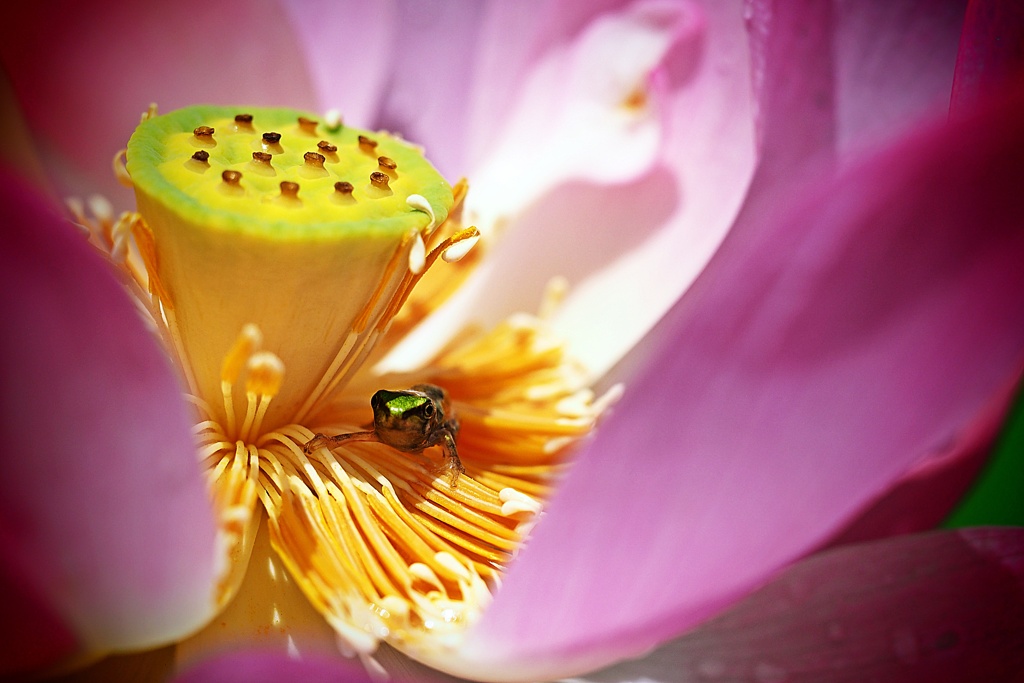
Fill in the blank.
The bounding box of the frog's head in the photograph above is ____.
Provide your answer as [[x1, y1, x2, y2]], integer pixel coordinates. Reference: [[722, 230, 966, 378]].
[[370, 384, 448, 451]]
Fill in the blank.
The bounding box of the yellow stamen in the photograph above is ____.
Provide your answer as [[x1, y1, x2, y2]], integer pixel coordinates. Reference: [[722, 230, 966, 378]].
[[101, 104, 615, 666]]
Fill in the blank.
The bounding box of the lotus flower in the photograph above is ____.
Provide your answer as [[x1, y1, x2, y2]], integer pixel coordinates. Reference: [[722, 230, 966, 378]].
[[2, 1, 1023, 681]]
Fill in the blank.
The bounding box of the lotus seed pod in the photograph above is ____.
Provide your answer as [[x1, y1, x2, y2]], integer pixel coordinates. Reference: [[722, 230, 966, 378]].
[[125, 105, 452, 430]]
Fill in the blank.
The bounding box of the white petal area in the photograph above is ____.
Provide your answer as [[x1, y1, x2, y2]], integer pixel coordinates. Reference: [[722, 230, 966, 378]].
[[379, 1, 756, 380], [464, 0, 695, 233]]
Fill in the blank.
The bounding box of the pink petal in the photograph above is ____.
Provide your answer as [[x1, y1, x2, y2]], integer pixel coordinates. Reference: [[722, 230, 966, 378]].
[[0, 0, 320, 203], [382, 1, 756, 378], [372, 0, 651, 180], [747, 0, 964, 180], [572, 528, 1024, 683], [464, 0, 690, 226], [951, 0, 1024, 114], [370, 0, 494, 179], [279, 0, 398, 129], [451, 80, 1024, 677], [174, 651, 381, 683], [394, 0, 968, 379], [0, 172, 219, 654], [830, 375, 1019, 545], [0, 533, 77, 676], [554, 0, 965, 377]]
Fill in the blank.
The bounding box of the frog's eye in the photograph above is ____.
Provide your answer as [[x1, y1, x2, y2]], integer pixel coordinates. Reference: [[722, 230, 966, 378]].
[[422, 401, 435, 418]]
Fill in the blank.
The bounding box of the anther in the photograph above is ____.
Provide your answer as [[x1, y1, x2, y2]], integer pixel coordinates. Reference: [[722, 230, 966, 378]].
[[246, 352, 285, 397], [358, 135, 378, 153], [297, 116, 318, 135], [369, 171, 390, 190], [378, 156, 397, 171], [191, 150, 210, 163], [262, 132, 282, 144], [222, 170, 242, 185], [304, 151, 325, 168], [409, 232, 426, 274], [193, 126, 215, 138], [441, 232, 480, 263], [317, 140, 338, 153], [280, 181, 300, 198], [324, 108, 342, 132]]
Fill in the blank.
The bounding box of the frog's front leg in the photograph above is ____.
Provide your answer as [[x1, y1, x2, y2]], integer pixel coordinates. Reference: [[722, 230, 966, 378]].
[[438, 426, 466, 487], [303, 430, 378, 455]]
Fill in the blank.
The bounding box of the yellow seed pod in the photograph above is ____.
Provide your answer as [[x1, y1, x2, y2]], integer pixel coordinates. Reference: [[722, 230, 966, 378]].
[[125, 105, 453, 429]]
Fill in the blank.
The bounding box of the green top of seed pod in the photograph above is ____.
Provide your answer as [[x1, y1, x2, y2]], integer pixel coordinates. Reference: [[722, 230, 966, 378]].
[[125, 105, 452, 240]]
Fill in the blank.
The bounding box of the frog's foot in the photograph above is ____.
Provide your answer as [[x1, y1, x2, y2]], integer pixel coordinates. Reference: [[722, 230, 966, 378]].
[[303, 433, 331, 455], [436, 454, 467, 489]]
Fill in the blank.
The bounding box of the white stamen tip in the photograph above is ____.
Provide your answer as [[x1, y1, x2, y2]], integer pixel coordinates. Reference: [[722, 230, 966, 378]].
[[324, 108, 343, 132], [65, 197, 86, 222], [434, 551, 471, 581], [441, 235, 480, 263], [499, 487, 543, 516], [408, 232, 427, 274], [409, 562, 443, 589], [594, 383, 626, 414], [406, 194, 436, 231], [87, 194, 114, 224], [539, 276, 570, 320]]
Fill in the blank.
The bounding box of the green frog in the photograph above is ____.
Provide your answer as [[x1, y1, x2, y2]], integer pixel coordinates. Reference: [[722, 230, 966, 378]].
[[304, 383, 465, 486]]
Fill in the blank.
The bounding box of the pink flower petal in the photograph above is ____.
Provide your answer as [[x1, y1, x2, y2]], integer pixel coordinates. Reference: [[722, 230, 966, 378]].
[[370, 0, 493, 179], [747, 0, 964, 179], [392, 0, 967, 380], [830, 375, 1020, 545], [0, 0, 320, 203], [449, 81, 1024, 678], [465, 0, 690, 229], [0, 532, 77, 676], [571, 528, 1024, 683], [381, 1, 756, 378], [0, 172, 220, 653], [279, 0, 397, 129], [952, 0, 1024, 113]]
